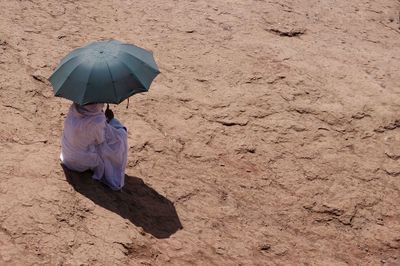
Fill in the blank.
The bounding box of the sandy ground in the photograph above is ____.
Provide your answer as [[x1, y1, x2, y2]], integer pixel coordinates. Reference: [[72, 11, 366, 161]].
[[0, 0, 399, 265]]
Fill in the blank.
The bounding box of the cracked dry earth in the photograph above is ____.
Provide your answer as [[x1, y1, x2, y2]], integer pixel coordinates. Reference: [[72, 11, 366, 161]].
[[0, 0, 399, 265]]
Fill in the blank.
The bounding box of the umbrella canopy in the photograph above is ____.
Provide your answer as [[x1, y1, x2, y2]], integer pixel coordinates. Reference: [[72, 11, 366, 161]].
[[49, 39, 160, 105]]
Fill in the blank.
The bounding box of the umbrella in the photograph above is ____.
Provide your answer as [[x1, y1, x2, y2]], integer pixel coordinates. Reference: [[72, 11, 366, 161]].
[[49, 39, 160, 105]]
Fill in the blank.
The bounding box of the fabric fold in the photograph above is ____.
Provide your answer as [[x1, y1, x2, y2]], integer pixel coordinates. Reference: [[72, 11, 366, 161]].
[[60, 103, 128, 190]]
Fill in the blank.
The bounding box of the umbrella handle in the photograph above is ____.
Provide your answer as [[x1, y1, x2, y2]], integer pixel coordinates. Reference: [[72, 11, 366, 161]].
[[105, 103, 114, 123]]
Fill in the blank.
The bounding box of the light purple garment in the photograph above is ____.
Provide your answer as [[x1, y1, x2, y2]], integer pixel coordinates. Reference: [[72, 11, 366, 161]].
[[60, 103, 128, 190]]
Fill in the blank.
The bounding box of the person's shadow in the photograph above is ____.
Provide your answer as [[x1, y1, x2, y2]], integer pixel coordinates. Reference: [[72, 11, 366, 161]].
[[61, 165, 182, 239]]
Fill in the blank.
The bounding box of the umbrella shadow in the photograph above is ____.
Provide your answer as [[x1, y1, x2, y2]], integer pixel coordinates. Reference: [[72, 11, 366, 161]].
[[61, 164, 183, 239]]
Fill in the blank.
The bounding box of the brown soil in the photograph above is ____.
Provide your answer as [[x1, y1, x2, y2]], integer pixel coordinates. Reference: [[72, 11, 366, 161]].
[[0, 0, 399, 265]]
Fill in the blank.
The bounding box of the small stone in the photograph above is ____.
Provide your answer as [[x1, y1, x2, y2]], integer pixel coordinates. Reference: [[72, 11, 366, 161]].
[[216, 246, 225, 255], [260, 244, 271, 251], [290, 125, 306, 132]]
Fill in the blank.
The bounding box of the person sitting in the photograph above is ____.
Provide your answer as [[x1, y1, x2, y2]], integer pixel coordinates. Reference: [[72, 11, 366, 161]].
[[60, 103, 128, 190]]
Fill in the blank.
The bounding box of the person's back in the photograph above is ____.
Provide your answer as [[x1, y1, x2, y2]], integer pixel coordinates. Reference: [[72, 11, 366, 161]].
[[63, 109, 105, 150]]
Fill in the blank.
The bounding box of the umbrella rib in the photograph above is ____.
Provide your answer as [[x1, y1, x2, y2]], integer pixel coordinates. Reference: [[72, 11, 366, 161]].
[[117, 60, 147, 90], [119, 51, 160, 73], [105, 61, 118, 103], [59, 47, 87, 64], [54, 63, 86, 97], [79, 61, 96, 105], [119, 44, 158, 67], [49, 55, 83, 83]]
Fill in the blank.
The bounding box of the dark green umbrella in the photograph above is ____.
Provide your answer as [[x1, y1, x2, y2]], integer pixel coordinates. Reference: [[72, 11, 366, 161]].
[[49, 39, 160, 105]]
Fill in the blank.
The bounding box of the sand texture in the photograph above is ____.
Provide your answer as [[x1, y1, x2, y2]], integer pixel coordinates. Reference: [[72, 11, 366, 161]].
[[0, 0, 399, 265]]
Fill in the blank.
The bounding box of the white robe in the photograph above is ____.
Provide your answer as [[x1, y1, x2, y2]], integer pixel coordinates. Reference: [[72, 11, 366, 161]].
[[60, 103, 128, 190]]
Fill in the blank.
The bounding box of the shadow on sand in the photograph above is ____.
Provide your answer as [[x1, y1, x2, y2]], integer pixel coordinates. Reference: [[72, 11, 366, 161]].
[[62, 164, 182, 239]]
